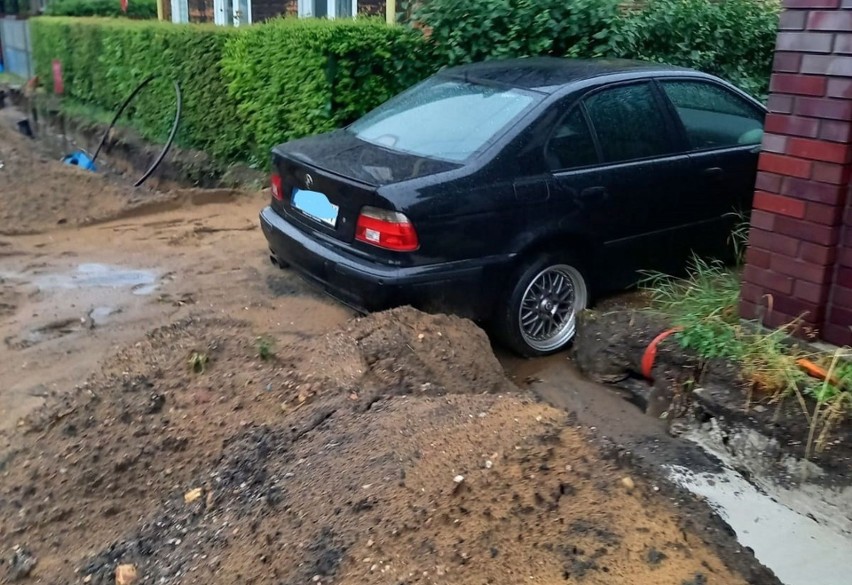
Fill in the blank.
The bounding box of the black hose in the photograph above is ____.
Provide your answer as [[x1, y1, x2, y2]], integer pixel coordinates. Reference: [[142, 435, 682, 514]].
[[90, 75, 182, 188]]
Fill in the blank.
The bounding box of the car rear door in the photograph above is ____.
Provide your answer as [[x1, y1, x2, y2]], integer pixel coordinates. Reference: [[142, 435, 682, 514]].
[[545, 81, 695, 288], [655, 78, 765, 261]]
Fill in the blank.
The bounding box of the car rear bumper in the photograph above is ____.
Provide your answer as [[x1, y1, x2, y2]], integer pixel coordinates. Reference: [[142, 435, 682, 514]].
[[260, 206, 510, 320]]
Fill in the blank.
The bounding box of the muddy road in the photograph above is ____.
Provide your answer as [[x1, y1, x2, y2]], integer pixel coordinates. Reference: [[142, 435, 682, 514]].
[[0, 186, 351, 431], [0, 112, 781, 585]]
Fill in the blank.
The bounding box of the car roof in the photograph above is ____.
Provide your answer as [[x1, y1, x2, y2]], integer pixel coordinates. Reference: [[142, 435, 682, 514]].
[[439, 57, 698, 94]]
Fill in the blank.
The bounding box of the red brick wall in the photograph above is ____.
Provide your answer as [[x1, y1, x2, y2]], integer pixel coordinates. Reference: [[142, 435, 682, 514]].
[[741, 0, 852, 345]]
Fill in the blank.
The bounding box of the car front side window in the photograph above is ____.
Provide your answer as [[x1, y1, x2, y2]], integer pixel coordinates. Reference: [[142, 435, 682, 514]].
[[583, 83, 674, 164], [660, 80, 765, 150]]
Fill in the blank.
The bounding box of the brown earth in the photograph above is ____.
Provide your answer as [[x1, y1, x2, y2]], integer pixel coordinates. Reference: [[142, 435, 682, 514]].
[[0, 115, 769, 585], [0, 111, 246, 235], [0, 118, 160, 235], [2, 312, 748, 585], [573, 309, 852, 487]]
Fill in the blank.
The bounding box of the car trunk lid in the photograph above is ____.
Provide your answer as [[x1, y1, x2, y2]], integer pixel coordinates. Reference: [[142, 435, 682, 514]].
[[271, 132, 459, 244]]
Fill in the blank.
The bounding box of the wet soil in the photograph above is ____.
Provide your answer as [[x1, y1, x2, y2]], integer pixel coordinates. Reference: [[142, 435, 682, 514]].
[[571, 307, 852, 585], [30, 98, 265, 192], [572, 308, 852, 486], [0, 111, 777, 585], [0, 107, 252, 235], [2, 313, 754, 585]]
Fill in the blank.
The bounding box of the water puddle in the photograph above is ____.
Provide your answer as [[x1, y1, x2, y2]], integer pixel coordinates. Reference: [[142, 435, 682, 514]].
[[668, 464, 852, 585], [6, 317, 81, 349], [24, 263, 159, 295], [518, 349, 852, 585], [89, 306, 121, 326], [1, 263, 157, 349]]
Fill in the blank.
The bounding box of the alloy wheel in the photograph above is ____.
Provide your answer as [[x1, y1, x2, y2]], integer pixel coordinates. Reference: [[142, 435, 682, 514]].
[[518, 264, 587, 353]]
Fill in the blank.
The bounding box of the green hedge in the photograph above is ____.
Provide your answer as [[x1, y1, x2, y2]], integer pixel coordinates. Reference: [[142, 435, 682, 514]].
[[31, 17, 435, 165], [416, 0, 630, 65], [222, 18, 437, 163], [416, 0, 781, 98], [625, 0, 780, 99], [31, 18, 246, 159], [45, 0, 158, 19], [31, 0, 780, 167]]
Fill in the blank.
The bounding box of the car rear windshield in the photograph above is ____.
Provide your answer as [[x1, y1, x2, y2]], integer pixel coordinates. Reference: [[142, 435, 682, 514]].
[[349, 78, 541, 162]]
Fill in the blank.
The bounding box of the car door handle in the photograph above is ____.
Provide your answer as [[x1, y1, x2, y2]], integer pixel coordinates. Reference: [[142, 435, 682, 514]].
[[580, 186, 608, 198], [703, 167, 725, 181], [514, 178, 550, 202]]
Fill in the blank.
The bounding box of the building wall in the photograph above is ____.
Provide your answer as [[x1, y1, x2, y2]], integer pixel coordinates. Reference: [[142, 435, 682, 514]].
[[255, 0, 384, 22], [740, 0, 852, 346], [252, 0, 295, 21], [190, 0, 215, 22], [174, 0, 384, 24], [358, 0, 383, 16]]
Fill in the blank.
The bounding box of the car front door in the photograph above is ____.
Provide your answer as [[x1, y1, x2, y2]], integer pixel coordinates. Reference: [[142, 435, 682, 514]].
[[656, 78, 765, 261], [545, 81, 694, 290]]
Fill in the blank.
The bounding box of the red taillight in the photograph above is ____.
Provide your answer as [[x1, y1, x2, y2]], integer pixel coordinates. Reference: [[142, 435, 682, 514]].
[[271, 173, 283, 201], [355, 206, 419, 252]]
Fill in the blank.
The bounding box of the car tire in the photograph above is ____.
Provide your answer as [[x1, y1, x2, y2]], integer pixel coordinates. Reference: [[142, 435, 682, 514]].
[[495, 255, 589, 357]]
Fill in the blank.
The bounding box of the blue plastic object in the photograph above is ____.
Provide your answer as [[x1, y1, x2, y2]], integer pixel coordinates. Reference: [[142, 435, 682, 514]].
[[62, 150, 97, 172]]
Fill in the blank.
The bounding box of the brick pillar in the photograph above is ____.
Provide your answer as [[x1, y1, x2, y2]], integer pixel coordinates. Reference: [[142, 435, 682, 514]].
[[741, 0, 852, 346], [825, 187, 852, 343]]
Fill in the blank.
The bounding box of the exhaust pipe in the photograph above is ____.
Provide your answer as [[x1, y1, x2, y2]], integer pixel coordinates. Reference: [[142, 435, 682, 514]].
[[269, 248, 290, 269]]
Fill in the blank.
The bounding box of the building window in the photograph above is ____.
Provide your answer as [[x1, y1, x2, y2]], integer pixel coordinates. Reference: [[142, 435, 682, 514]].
[[298, 0, 358, 18], [212, 0, 252, 25], [171, 0, 189, 22]]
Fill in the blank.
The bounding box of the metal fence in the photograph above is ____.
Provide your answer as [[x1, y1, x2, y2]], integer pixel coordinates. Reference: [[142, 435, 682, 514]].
[[0, 17, 33, 79]]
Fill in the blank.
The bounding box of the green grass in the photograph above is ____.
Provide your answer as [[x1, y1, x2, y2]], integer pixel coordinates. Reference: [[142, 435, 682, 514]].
[[643, 254, 850, 456], [55, 99, 116, 126], [188, 351, 209, 374], [642, 257, 743, 361], [256, 336, 275, 361], [0, 72, 25, 85]]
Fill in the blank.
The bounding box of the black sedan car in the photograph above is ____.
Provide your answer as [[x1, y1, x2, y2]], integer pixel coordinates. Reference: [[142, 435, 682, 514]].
[[260, 58, 765, 356]]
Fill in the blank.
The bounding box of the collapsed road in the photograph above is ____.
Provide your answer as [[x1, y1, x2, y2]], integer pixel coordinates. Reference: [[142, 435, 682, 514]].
[[0, 105, 792, 585]]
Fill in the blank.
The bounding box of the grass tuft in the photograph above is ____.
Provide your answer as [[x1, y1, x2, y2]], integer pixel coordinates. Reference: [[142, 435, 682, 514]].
[[643, 253, 850, 457], [256, 336, 275, 361]]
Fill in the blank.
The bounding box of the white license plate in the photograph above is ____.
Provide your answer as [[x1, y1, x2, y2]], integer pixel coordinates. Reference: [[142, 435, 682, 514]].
[[292, 188, 339, 227]]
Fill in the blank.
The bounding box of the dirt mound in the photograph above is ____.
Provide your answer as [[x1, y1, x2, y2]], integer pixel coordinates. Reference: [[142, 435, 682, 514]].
[[296, 307, 509, 396], [0, 122, 244, 235], [0, 123, 144, 234], [0, 309, 757, 585]]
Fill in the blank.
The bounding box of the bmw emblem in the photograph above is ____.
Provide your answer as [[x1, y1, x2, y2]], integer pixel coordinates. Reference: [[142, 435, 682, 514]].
[[305, 174, 314, 189]]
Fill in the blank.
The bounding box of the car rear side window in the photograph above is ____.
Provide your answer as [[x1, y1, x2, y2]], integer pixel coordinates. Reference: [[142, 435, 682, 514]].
[[583, 83, 673, 164], [661, 80, 764, 150], [546, 108, 599, 171]]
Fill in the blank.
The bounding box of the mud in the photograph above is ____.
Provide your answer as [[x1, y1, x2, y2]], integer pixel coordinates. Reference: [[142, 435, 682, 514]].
[[572, 307, 852, 585], [573, 308, 852, 479], [31, 96, 265, 191], [505, 355, 778, 585], [0, 144, 161, 235], [1, 314, 755, 585], [0, 106, 784, 585]]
